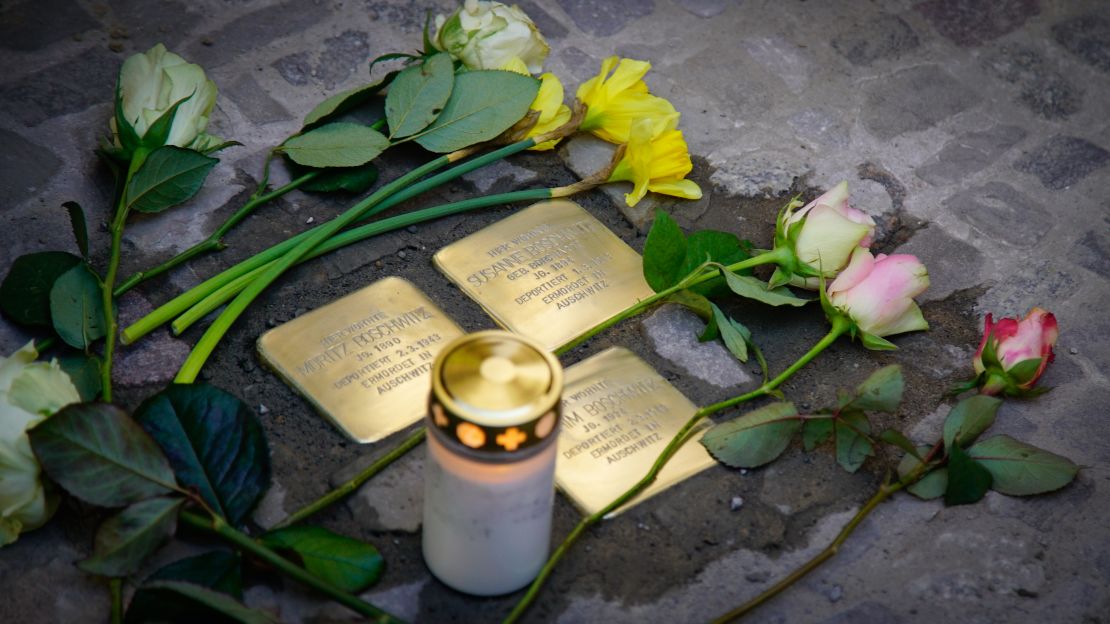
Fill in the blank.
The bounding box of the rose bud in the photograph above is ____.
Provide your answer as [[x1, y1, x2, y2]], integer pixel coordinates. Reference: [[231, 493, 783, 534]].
[[783, 181, 876, 289], [972, 308, 1059, 396]]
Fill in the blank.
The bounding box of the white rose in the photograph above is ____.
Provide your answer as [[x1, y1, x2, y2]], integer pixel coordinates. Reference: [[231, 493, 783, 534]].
[[433, 0, 550, 73], [0, 341, 80, 547], [110, 43, 220, 153]]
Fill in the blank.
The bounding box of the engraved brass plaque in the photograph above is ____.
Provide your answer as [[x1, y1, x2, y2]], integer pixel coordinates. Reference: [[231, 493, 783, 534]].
[[433, 200, 655, 351], [258, 277, 464, 443], [555, 347, 715, 516]]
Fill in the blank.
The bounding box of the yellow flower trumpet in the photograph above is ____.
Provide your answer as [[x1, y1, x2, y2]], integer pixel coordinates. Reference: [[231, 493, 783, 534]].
[[501, 56, 573, 151], [608, 118, 702, 207], [577, 56, 678, 144]]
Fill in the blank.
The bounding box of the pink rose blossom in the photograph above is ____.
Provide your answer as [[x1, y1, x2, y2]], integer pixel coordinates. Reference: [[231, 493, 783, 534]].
[[827, 248, 929, 338]]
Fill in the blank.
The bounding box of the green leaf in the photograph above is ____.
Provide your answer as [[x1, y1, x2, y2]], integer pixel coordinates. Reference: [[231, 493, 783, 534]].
[[303, 71, 398, 129], [281, 123, 390, 168], [29, 402, 179, 507], [896, 444, 950, 497], [126, 146, 219, 214], [369, 52, 419, 75], [700, 402, 801, 468], [261, 525, 384, 593], [944, 443, 992, 505], [713, 265, 810, 307], [141, 94, 192, 149], [802, 418, 833, 451], [299, 162, 379, 194], [114, 75, 141, 157], [134, 384, 271, 527], [666, 289, 712, 319], [127, 551, 243, 624], [136, 582, 277, 624], [859, 331, 898, 351], [680, 231, 750, 276], [62, 201, 89, 259], [897, 445, 946, 499], [49, 263, 108, 349], [942, 395, 1002, 450], [58, 354, 103, 401], [386, 53, 454, 138], [0, 251, 82, 326], [834, 410, 873, 473], [878, 428, 920, 459], [848, 365, 904, 413], [642, 210, 687, 292], [414, 69, 539, 153], [201, 140, 242, 156], [709, 303, 749, 362], [1007, 358, 1043, 385], [79, 496, 184, 576], [967, 435, 1079, 496]]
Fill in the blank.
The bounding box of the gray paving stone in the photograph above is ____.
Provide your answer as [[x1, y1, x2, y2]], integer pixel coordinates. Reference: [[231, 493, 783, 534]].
[[0, 129, 62, 207], [743, 36, 811, 94], [518, 1, 569, 40], [315, 30, 372, 90], [557, 0, 655, 37], [1053, 14, 1110, 74], [984, 44, 1083, 120], [273, 51, 312, 86], [556, 45, 600, 82], [228, 73, 290, 125], [113, 291, 191, 387], [562, 134, 655, 229], [897, 226, 984, 302], [862, 65, 981, 140], [674, 0, 729, 19], [106, 0, 202, 49], [187, 0, 332, 68], [945, 181, 1051, 247], [1068, 228, 1110, 279], [915, 0, 1040, 47], [788, 108, 850, 148], [915, 125, 1027, 184], [0, 0, 98, 52], [1013, 135, 1110, 190], [332, 438, 425, 532], [817, 601, 905, 624], [642, 304, 754, 390], [832, 14, 920, 66], [365, 0, 439, 32], [0, 46, 118, 127]]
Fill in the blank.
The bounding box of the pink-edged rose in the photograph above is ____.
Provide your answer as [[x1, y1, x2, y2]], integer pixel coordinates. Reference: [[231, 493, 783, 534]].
[[973, 308, 1058, 395], [827, 247, 929, 338], [784, 181, 875, 288]]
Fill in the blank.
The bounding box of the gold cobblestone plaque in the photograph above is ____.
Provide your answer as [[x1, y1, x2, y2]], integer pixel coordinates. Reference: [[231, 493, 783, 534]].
[[433, 200, 655, 351], [258, 277, 464, 443], [556, 347, 715, 516]]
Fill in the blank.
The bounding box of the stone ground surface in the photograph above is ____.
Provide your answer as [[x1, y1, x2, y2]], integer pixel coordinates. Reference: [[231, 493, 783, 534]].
[[2, 0, 1109, 622]]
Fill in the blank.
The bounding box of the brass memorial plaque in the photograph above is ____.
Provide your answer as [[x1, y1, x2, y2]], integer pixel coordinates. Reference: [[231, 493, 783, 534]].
[[258, 277, 464, 443], [556, 347, 715, 516], [433, 200, 655, 351]]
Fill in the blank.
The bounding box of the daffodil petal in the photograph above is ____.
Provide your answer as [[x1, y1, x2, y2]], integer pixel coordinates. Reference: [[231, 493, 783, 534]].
[[648, 178, 702, 200]]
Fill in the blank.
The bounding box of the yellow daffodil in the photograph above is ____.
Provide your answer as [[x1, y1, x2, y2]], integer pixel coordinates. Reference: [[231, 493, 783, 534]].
[[501, 57, 572, 151], [576, 56, 678, 144], [608, 118, 702, 207]]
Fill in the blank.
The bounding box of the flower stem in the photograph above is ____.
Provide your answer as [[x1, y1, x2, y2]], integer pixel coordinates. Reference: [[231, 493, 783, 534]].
[[113, 171, 318, 296], [109, 578, 122, 624], [124, 138, 539, 346], [555, 248, 790, 356], [178, 509, 403, 623], [273, 427, 427, 530], [503, 321, 849, 624], [101, 148, 148, 402], [171, 187, 553, 334]]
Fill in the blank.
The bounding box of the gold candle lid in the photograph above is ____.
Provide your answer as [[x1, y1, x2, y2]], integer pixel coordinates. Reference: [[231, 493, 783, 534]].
[[430, 331, 562, 458]]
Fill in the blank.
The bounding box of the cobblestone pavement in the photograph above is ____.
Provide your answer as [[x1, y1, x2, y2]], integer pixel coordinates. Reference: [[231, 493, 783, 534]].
[[1, 1, 1108, 622]]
